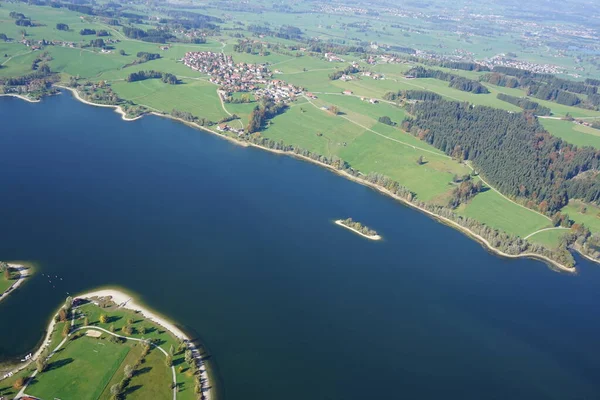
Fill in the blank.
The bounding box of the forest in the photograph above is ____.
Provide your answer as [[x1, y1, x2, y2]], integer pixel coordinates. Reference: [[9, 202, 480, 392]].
[[403, 100, 600, 213], [496, 93, 551, 115], [406, 67, 489, 94]]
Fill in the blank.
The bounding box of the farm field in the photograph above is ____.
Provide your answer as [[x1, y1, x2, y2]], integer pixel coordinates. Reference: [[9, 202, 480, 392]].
[[540, 119, 600, 149]]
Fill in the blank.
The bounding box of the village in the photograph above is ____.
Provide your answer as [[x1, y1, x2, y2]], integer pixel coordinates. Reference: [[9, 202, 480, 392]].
[[182, 51, 304, 102]]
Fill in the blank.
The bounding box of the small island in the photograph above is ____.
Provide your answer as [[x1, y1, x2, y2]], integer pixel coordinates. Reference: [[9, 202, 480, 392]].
[[335, 218, 382, 241], [0, 289, 212, 400], [0, 262, 30, 304]]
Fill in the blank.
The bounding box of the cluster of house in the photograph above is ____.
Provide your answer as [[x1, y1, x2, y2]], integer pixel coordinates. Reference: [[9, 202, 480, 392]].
[[324, 52, 345, 62], [480, 54, 565, 75], [183, 51, 303, 101], [361, 71, 385, 80], [255, 79, 303, 102], [183, 51, 272, 92]]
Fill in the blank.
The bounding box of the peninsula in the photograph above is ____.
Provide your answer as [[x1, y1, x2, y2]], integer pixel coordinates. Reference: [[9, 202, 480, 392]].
[[0, 289, 212, 400], [0, 262, 30, 304], [336, 218, 381, 241]]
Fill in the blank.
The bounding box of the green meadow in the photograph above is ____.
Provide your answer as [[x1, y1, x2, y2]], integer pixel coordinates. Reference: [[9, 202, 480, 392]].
[[541, 119, 600, 149]]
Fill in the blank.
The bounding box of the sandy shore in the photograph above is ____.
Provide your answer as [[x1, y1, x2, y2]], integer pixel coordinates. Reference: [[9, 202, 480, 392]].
[[0, 93, 40, 103], [77, 289, 212, 400], [335, 220, 382, 241]]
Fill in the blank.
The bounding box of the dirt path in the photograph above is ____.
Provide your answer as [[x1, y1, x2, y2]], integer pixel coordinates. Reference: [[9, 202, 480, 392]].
[[524, 227, 570, 240]]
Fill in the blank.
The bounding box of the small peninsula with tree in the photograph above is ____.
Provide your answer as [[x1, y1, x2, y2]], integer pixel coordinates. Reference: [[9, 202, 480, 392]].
[[336, 218, 381, 240]]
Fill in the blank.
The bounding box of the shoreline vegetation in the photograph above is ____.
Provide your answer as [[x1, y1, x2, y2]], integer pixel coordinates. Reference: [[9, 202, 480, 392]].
[[0, 288, 213, 400], [335, 219, 382, 241], [6, 90, 583, 273], [0, 263, 30, 304]]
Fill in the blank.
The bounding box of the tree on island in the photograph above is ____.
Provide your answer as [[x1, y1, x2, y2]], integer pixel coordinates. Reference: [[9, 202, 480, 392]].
[[166, 354, 173, 367], [99, 314, 108, 324], [62, 322, 70, 337], [416, 155, 424, 165], [4, 267, 11, 280]]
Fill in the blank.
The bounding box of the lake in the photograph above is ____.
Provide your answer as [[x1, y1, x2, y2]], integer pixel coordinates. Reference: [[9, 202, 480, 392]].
[[1, 92, 600, 400]]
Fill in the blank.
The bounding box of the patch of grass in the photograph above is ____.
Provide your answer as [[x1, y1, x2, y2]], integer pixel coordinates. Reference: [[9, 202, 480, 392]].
[[27, 336, 130, 400], [541, 119, 600, 149], [526, 229, 567, 248], [561, 200, 600, 235], [126, 346, 173, 400], [458, 190, 551, 238]]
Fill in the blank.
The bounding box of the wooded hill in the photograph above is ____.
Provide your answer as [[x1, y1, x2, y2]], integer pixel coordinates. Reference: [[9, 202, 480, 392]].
[[403, 100, 600, 213]]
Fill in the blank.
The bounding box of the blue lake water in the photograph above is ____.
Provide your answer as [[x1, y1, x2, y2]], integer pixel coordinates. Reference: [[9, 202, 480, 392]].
[[1, 93, 600, 399]]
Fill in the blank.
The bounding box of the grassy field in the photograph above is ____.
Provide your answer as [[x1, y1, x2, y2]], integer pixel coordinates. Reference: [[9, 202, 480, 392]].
[[111, 79, 228, 122], [0, 274, 14, 294], [526, 229, 568, 248], [27, 336, 130, 400], [458, 190, 552, 238], [561, 201, 600, 234], [540, 119, 600, 149]]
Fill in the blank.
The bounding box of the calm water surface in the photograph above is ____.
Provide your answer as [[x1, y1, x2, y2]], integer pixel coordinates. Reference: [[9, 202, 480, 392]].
[[1, 93, 600, 400]]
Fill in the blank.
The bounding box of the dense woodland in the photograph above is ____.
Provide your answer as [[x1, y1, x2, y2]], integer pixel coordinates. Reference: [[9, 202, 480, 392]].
[[383, 89, 442, 102], [483, 68, 600, 109], [403, 100, 600, 213], [126, 70, 178, 84], [496, 93, 552, 115], [406, 67, 489, 94]]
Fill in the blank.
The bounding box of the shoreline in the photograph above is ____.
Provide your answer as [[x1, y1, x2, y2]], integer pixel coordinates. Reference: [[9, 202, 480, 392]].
[[55, 85, 144, 122], [0, 93, 40, 103], [335, 220, 382, 241], [0, 263, 30, 305], [77, 288, 213, 400], [5, 89, 582, 272]]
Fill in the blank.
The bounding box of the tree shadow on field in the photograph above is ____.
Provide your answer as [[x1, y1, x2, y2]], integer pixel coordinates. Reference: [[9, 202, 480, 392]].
[[47, 357, 74, 371], [123, 384, 142, 395], [135, 366, 152, 376], [173, 357, 185, 367]]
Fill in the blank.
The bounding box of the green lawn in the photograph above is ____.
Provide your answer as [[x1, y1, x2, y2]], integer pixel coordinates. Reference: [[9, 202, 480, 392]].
[[541, 119, 600, 149], [0, 275, 14, 294], [458, 190, 552, 238], [526, 229, 568, 248], [561, 200, 600, 235], [27, 336, 130, 400]]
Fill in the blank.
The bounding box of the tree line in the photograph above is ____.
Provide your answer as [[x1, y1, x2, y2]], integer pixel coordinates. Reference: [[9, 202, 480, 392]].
[[126, 70, 178, 84], [383, 89, 442, 102], [406, 67, 489, 94], [496, 93, 551, 115]]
